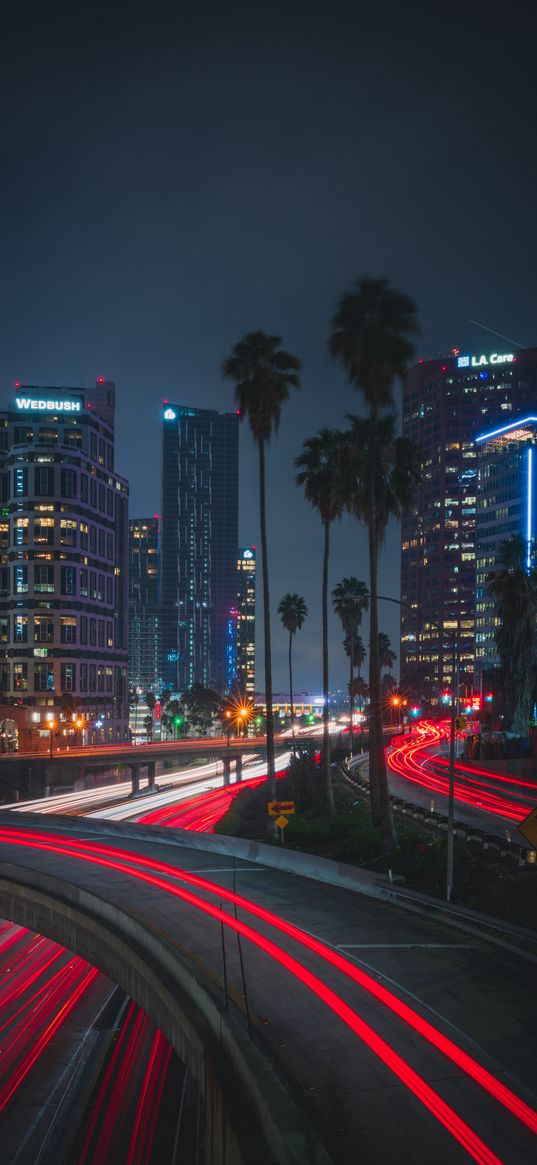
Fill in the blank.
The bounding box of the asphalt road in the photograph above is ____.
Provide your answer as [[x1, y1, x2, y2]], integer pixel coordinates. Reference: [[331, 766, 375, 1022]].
[[1, 819, 536, 1164]]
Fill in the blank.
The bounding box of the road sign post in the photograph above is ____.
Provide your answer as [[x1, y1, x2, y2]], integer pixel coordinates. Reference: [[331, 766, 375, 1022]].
[[268, 801, 295, 845]]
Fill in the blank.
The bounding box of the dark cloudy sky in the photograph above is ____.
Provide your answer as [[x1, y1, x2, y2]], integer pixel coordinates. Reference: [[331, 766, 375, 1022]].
[[2, 1, 536, 693]]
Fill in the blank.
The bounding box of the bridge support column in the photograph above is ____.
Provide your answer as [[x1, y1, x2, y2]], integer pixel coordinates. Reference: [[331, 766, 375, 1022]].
[[235, 755, 242, 783], [223, 757, 231, 786], [147, 761, 156, 791], [130, 764, 140, 796]]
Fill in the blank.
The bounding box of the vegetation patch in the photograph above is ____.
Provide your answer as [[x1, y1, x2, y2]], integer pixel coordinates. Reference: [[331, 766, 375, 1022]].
[[215, 754, 537, 930]]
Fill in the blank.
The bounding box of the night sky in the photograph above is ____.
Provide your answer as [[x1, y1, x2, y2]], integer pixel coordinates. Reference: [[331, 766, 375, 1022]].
[[2, 2, 536, 693]]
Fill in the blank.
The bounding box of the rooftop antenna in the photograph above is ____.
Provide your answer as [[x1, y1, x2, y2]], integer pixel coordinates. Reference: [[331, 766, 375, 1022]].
[[469, 320, 525, 349]]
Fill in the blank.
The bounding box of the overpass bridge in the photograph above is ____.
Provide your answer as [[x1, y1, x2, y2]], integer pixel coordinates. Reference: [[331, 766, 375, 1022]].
[[0, 733, 321, 800], [0, 812, 536, 1165]]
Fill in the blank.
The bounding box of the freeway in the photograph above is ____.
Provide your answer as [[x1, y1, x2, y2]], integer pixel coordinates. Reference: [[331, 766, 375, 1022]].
[[1, 813, 537, 1163], [2, 729, 537, 1162], [0, 751, 288, 1162], [387, 720, 537, 837]]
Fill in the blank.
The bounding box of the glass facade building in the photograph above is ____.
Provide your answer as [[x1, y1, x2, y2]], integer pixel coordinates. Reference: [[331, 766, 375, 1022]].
[[0, 380, 129, 741], [236, 547, 256, 697], [128, 516, 162, 692], [401, 347, 537, 700], [475, 415, 537, 678], [161, 403, 239, 693]]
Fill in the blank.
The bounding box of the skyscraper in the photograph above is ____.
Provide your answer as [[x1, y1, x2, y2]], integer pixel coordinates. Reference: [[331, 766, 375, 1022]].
[[161, 403, 239, 693], [0, 379, 129, 742], [236, 547, 256, 697], [128, 516, 161, 692], [400, 346, 537, 700], [474, 414, 537, 681]]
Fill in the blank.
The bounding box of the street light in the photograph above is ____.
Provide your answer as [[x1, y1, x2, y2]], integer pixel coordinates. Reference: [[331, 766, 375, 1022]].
[[377, 593, 460, 903], [46, 718, 56, 758]]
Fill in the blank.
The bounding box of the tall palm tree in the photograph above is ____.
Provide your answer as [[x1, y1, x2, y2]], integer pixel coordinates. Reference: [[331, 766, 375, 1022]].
[[277, 593, 308, 733], [332, 578, 369, 756], [339, 411, 421, 843], [330, 277, 419, 848], [487, 535, 537, 734], [296, 429, 345, 814], [378, 632, 396, 675], [223, 331, 300, 800]]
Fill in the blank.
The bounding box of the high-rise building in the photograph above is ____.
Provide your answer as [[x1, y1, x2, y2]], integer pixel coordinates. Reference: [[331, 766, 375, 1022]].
[[236, 547, 256, 697], [161, 402, 239, 693], [128, 516, 161, 692], [0, 379, 129, 742], [401, 346, 537, 700], [474, 414, 537, 680]]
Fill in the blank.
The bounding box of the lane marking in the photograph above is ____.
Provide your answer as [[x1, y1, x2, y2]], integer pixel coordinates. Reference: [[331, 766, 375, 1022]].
[[338, 943, 474, 950]]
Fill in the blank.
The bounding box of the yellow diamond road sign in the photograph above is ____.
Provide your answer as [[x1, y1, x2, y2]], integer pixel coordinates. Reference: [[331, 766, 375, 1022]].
[[518, 805, 537, 851], [275, 814, 289, 829]]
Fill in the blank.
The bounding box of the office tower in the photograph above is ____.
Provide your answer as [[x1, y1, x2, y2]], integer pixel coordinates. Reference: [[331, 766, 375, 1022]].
[[0, 379, 129, 743], [236, 547, 256, 697], [128, 516, 161, 692], [474, 414, 537, 681], [161, 403, 239, 693], [401, 346, 537, 700]]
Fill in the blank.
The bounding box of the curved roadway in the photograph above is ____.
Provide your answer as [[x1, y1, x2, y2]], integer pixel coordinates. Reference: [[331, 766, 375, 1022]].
[[1, 813, 537, 1165]]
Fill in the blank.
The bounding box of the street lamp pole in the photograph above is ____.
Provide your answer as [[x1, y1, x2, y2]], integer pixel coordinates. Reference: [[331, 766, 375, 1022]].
[[377, 594, 459, 903]]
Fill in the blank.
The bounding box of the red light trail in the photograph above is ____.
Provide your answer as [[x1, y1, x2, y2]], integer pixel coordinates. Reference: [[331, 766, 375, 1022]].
[[2, 732, 536, 1161], [387, 720, 537, 823], [2, 823, 536, 1160]]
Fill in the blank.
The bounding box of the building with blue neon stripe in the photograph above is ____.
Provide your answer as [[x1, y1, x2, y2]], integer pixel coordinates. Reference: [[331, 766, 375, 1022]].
[[475, 416, 537, 679], [401, 347, 537, 700]]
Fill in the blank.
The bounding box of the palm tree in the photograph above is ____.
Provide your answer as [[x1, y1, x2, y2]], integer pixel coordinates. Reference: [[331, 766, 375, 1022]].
[[296, 429, 345, 814], [378, 632, 396, 676], [332, 578, 369, 756], [339, 412, 421, 843], [223, 331, 300, 801], [487, 535, 537, 734], [330, 277, 419, 848], [277, 594, 308, 733]]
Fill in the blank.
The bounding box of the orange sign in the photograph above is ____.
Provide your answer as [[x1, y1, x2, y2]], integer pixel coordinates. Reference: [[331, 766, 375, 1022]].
[[267, 801, 296, 817]]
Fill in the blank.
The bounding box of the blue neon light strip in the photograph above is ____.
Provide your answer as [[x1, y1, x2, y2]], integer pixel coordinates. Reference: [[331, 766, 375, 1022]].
[[527, 447, 533, 572], [475, 415, 537, 443]]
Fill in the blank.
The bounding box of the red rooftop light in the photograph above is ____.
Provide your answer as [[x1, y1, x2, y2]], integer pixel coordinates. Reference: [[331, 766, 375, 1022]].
[[97, 377, 104, 383], [162, 399, 168, 404], [14, 381, 21, 388]]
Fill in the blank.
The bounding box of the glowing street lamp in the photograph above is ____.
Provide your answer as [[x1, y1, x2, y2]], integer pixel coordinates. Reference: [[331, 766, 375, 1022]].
[[46, 716, 56, 758]]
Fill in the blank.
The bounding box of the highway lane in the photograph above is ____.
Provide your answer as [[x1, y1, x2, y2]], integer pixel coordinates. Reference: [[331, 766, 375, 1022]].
[[2, 731, 533, 1160], [0, 749, 286, 1161], [2, 818, 537, 1164], [387, 720, 537, 839]]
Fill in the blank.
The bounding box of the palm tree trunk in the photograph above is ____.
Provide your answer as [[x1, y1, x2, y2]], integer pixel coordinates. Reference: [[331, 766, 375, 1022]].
[[322, 518, 335, 814], [368, 512, 395, 848], [349, 629, 354, 759], [288, 630, 295, 737], [366, 411, 395, 849], [258, 439, 276, 800]]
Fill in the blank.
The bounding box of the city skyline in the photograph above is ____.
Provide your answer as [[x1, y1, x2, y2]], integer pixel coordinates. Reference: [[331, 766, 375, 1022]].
[[2, 4, 536, 694]]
